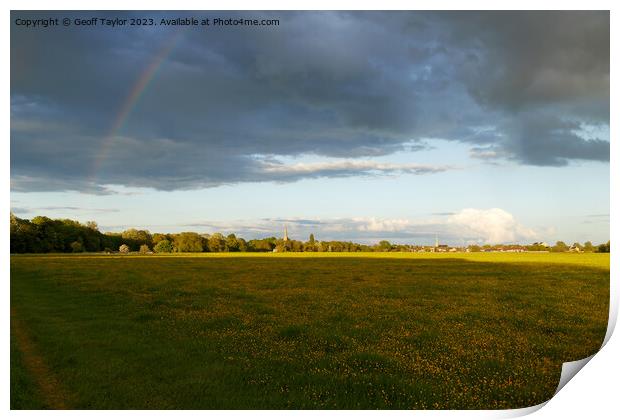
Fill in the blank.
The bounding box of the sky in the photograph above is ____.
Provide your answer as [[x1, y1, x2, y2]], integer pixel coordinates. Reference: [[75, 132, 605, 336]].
[[10, 11, 610, 245]]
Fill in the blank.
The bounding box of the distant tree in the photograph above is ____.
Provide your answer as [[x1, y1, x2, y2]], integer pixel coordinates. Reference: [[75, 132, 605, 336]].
[[86, 221, 99, 231], [122, 229, 152, 250], [583, 241, 595, 252], [200, 234, 211, 251], [30, 216, 58, 252], [551, 241, 568, 252], [31, 215, 51, 225], [119, 244, 130, 253], [70, 241, 83, 253], [174, 232, 204, 252], [304, 233, 316, 252], [208, 233, 226, 252], [152, 233, 169, 244], [248, 238, 275, 252], [139, 244, 151, 254], [154, 239, 173, 253], [10, 213, 36, 253], [597, 241, 610, 253], [468, 245, 481, 252], [378, 240, 392, 252], [226, 234, 240, 252], [527, 242, 548, 251], [349, 242, 361, 252], [9, 215, 107, 253]]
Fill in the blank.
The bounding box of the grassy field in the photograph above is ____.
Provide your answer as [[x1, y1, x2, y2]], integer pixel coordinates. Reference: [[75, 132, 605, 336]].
[[10, 252, 609, 409]]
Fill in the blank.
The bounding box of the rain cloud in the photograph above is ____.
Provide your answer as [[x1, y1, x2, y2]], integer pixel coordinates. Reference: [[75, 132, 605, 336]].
[[11, 11, 609, 193]]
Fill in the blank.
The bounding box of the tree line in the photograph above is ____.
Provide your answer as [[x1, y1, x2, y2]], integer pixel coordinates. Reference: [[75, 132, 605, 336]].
[[9, 213, 610, 254]]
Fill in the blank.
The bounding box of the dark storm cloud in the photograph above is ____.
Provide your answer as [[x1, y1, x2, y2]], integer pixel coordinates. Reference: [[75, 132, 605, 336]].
[[11, 11, 609, 193], [501, 112, 610, 166], [443, 11, 609, 114], [437, 11, 609, 166]]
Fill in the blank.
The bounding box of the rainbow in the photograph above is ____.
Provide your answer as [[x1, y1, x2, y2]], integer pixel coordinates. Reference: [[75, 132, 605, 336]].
[[90, 29, 185, 183]]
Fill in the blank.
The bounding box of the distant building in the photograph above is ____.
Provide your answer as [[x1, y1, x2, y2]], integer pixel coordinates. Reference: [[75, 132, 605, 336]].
[[433, 235, 450, 252], [272, 226, 290, 253]]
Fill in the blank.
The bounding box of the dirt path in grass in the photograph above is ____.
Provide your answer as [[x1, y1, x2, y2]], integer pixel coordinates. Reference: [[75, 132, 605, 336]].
[[11, 310, 70, 409]]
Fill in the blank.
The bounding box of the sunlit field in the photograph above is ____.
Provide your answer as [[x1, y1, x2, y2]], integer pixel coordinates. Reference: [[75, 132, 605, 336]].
[[11, 253, 609, 409]]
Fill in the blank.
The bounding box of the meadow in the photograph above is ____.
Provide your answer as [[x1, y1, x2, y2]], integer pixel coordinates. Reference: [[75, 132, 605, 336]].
[[10, 252, 610, 409]]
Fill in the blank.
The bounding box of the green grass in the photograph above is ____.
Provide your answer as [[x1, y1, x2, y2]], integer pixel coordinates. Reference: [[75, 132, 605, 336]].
[[10, 252, 609, 409], [10, 330, 47, 409]]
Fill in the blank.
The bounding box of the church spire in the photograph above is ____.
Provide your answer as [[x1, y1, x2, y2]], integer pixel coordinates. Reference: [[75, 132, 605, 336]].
[[284, 225, 289, 242]]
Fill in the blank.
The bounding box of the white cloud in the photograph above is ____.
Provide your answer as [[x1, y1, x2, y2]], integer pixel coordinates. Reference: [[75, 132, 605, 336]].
[[352, 217, 413, 232], [260, 160, 451, 177], [447, 208, 538, 244]]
